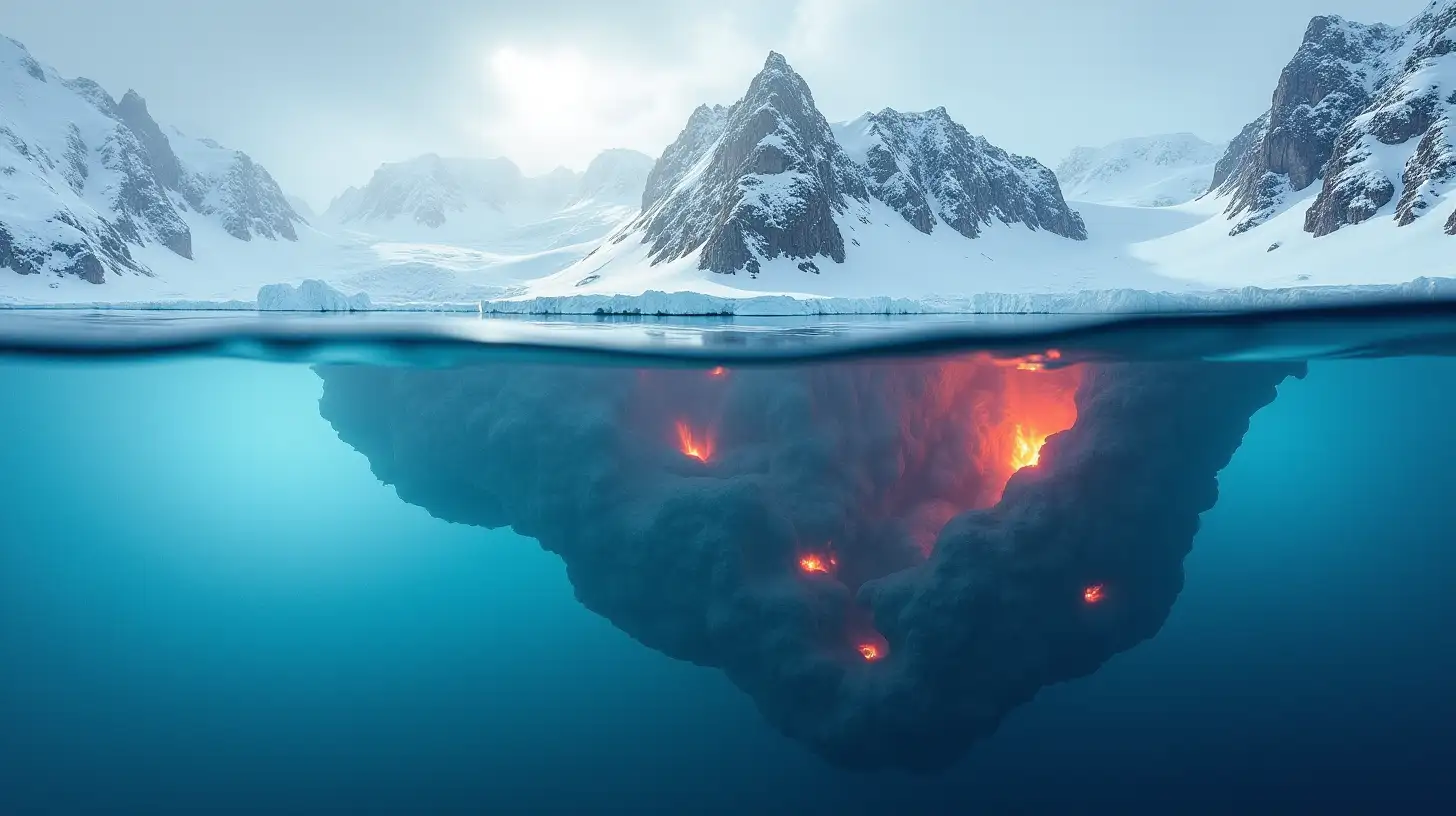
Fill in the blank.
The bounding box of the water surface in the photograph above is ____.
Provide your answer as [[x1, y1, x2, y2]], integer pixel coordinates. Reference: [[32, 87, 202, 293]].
[[1, 307, 1453, 813]]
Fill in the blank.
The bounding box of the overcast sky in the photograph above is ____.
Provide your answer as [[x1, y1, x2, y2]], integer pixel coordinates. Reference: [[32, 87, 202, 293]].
[[4, 0, 1431, 208]]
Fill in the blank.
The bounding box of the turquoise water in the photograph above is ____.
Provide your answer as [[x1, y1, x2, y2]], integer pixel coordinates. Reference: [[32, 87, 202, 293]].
[[1, 311, 1454, 812]]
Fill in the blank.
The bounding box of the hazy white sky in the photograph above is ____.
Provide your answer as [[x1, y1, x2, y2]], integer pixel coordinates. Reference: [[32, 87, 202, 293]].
[[5, 0, 1430, 207]]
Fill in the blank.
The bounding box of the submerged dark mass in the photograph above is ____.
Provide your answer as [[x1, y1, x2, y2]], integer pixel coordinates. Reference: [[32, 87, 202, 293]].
[[315, 355, 1302, 771]]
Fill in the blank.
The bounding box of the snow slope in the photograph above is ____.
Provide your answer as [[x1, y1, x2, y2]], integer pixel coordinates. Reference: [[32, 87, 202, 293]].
[[1055, 134, 1226, 207], [0, 35, 301, 284]]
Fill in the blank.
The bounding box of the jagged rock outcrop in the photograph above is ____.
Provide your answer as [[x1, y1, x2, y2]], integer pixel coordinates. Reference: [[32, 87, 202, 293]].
[[1208, 116, 1266, 193], [1305, 1, 1456, 235], [1213, 1, 1456, 239], [1214, 16, 1398, 234], [852, 108, 1087, 237], [175, 142, 301, 241], [628, 52, 1084, 279], [0, 35, 301, 283], [636, 53, 868, 277], [640, 105, 727, 211]]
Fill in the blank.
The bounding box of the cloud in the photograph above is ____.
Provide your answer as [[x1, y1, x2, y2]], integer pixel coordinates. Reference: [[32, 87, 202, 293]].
[[478, 0, 879, 172], [481, 13, 762, 171]]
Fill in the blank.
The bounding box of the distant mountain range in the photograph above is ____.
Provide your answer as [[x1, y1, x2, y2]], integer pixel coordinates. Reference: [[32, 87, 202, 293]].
[[1055, 134, 1227, 207], [324, 148, 653, 239], [2, 0, 1455, 301]]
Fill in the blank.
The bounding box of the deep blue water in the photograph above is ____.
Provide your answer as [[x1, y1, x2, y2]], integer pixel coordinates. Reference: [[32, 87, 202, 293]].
[[2, 325, 1456, 812]]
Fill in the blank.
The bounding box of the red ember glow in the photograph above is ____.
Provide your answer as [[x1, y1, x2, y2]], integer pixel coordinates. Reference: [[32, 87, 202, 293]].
[[709, 366, 727, 378], [858, 643, 882, 661], [1083, 584, 1105, 604], [799, 554, 830, 574], [676, 422, 714, 462]]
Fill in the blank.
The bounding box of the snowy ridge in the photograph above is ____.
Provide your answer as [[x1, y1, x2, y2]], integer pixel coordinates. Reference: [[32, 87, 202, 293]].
[[1212, 1, 1456, 241], [563, 52, 1084, 295], [0, 35, 301, 284], [1055, 134, 1227, 207], [838, 108, 1086, 239]]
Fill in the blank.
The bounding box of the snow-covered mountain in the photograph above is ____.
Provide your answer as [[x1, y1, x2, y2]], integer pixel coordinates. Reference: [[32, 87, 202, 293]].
[[6, 7, 1456, 309], [1055, 134, 1226, 207], [0, 35, 301, 283], [324, 149, 652, 241], [1213, 0, 1456, 238], [541, 52, 1085, 295]]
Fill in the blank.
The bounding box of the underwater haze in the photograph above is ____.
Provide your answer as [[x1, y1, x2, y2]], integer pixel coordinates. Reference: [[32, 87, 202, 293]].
[[2, 312, 1456, 813]]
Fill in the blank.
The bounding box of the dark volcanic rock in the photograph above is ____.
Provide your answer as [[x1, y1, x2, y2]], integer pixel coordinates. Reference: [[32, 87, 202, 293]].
[[315, 356, 1302, 771]]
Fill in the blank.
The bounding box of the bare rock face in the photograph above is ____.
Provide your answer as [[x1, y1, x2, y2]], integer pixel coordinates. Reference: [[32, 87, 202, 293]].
[[1214, 15, 1398, 235], [1209, 114, 1266, 193], [640, 104, 728, 211], [637, 53, 866, 277], [632, 52, 1085, 279], [1214, 1, 1456, 240], [184, 147, 302, 242], [1306, 2, 1456, 235], [117, 90, 183, 192], [0, 36, 301, 283], [851, 108, 1086, 240]]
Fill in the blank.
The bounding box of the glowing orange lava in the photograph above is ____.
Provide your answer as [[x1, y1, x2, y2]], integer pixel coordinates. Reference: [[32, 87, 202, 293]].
[[1010, 423, 1050, 471], [709, 366, 727, 378], [858, 643, 882, 661], [798, 554, 830, 574], [676, 422, 714, 462], [1083, 584, 1105, 604], [997, 363, 1081, 479]]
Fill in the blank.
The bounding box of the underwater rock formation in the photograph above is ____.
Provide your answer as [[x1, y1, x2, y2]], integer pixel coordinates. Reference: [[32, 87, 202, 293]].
[[315, 355, 1302, 771]]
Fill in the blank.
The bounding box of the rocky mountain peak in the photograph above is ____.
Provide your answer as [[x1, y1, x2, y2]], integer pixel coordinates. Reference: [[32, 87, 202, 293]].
[[116, 90, 184, 192], [0, 34, 304, 283], [636, 51, 865, 276], [622, 52, 1084, 281], [641, 104, 728, 210], [1213, 13, 1398, 232], [1213, 2, 1456, 240]]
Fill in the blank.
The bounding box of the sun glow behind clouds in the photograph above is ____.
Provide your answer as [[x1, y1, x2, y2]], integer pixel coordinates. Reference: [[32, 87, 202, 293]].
[[484, 39, 757, 173]]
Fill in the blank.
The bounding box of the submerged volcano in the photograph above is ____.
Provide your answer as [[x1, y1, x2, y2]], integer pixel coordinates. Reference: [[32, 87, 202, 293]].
[[315, 355, 1301, 771]]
